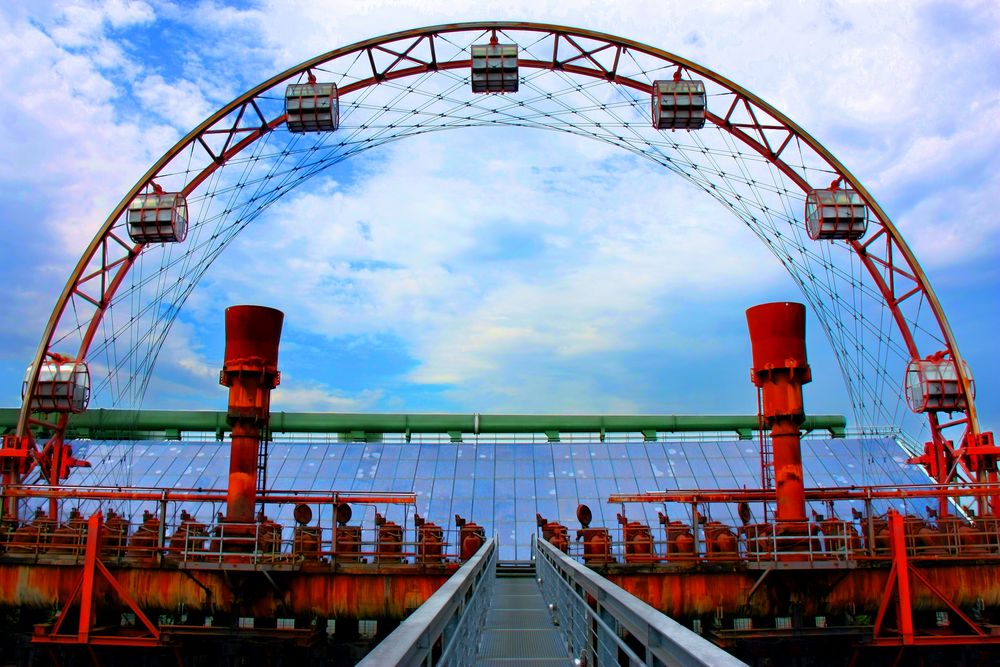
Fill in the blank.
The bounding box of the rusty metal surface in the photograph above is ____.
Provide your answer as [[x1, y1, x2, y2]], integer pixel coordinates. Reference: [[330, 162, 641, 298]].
[[8, 549, 1000, 620], [604, 562, 1000, 618], [0, 560, 454, 619]]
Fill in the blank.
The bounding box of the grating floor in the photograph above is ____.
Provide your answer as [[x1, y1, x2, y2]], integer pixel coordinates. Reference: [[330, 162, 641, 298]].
[[475, 573, 574, 666]]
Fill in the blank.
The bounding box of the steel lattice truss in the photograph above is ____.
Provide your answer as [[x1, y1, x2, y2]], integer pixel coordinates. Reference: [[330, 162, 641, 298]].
[[18, 23, 980, 479]]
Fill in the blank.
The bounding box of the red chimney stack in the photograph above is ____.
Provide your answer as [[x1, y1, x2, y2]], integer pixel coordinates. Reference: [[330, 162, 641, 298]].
[[220, 305, 283, 524], [746, 302, 811, 524]]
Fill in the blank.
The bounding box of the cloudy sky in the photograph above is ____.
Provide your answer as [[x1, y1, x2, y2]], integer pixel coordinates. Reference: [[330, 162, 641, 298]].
[[0, 0, 997, 435]]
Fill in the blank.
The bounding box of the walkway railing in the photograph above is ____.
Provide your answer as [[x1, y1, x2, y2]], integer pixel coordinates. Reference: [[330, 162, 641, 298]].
[[357, 536, 497, 667], [535, 536, 748, 667]]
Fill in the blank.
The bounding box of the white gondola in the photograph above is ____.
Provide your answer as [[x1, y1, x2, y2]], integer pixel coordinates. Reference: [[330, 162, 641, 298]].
[[285, 81, 339, 133], [651, 79, 707, 130], [471, 43, 518, 93], [23, 359, 90, 413], [805, 187, 868, 240], [905, 355, 973, 413], [127, 191, 188, 243]]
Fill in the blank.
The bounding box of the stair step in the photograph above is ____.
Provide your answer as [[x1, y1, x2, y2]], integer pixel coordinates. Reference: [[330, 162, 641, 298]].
[[496, 560, 535, 577]]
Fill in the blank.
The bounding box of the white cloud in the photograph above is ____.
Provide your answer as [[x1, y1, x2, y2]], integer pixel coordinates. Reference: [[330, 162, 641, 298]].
[[135, 315, 386, 412], [271, 383, 384, 412], [133, 73, 217, 130], [103, 0, 155, 28], [898, 171, 1000, 267], [0, 4, 177, 258], [200, 129, 784, 410]]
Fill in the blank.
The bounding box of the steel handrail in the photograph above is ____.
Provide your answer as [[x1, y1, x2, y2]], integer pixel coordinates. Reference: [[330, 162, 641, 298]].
[[357, 536, 497, 666], [535, 536, 748, 667]]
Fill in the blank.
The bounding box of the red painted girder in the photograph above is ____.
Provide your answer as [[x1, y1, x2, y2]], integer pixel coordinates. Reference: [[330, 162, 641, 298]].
[[3, 487, 416, 504], [610, 483, 1000, 504], [867, 635, 1000, 647], [31, 635, 162, 647]]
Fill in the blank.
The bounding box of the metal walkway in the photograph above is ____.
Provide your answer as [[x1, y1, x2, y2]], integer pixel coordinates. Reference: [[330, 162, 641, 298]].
[[475, 563, 573, 666], [359, 536, 747, 667]]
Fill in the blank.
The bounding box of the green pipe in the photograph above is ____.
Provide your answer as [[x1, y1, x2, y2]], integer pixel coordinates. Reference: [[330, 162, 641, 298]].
[[0, 408, 847, 439]]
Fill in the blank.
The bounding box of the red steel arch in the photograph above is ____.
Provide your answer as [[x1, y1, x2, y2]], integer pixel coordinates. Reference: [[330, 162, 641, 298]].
[[14, 22, 983, 492]]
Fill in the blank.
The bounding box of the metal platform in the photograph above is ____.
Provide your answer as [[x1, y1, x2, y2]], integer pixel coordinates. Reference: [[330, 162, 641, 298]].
[[476, 562, 572, 666]]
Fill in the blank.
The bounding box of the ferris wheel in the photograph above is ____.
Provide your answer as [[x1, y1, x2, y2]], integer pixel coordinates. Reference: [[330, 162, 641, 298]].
[[11, 22, 988, 497]]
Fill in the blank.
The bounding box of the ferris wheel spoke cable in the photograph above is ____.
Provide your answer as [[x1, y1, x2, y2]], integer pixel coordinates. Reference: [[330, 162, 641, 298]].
[[25, 26, 962, 455]]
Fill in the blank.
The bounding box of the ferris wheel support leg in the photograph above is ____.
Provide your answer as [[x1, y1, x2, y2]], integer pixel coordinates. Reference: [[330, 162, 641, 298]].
[[47, 438, 64, 520], [2, 441, 24, 521], [956, 430, 1000, 516], [986, 470, 1000, 518], [0, 433, 42, 523], [1, 475, 16, 520]]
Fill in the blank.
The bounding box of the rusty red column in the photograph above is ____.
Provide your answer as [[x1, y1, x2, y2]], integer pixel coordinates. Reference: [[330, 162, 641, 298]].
[[220, 305, 283, 524], [746, 302, 811, 524]]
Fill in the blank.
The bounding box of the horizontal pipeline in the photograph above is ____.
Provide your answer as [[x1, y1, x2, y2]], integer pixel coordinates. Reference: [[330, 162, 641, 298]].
[[0, 409, 847, 440]]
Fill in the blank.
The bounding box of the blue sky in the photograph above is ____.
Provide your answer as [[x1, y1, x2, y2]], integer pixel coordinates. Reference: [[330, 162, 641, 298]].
[[0, 1, 997, 437]]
